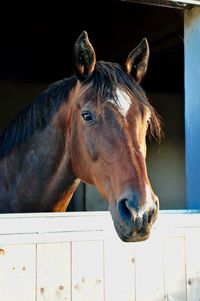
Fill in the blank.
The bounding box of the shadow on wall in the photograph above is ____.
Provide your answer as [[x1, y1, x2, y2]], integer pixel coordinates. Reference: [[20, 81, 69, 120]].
[[0, 81, 47, 133], [147, 92, 185, 209], [147, 141, 186, 209]]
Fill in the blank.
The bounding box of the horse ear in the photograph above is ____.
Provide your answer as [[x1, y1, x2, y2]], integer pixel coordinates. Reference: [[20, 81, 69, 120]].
[[73, 31, 96, 81], [125, 38, 149, 83]]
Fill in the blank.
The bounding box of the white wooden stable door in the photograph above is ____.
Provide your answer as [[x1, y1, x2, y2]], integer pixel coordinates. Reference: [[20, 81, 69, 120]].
[[0, 211, 200, 301]]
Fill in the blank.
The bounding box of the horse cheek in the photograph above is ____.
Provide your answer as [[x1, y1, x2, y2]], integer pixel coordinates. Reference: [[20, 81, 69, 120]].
[[69, 123, 93, 183], [84, 133, 98, 162]]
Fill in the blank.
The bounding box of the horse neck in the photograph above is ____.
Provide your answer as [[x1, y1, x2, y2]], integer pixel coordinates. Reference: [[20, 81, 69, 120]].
[[0, 106, 79, 213]]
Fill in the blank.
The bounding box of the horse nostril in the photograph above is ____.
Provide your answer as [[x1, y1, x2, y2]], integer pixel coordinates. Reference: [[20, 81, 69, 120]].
[[117, 198, 132, 222], [117, 195, 159, 229], [118, 197, 139, 224]]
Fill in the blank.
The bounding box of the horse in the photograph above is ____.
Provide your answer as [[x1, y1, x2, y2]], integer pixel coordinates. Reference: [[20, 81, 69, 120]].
[[0, 31, 162, 242]]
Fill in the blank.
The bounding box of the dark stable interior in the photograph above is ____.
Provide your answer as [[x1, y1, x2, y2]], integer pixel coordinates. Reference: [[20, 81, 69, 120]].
[[0, 1, 183, 92]]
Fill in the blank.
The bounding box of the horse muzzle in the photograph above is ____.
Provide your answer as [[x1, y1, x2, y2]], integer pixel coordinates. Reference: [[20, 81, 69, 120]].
[[109, 193, 159, 242]]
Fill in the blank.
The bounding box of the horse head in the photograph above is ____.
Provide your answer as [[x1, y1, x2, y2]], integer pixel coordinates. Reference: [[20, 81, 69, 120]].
[[68, 32, 161, 242]]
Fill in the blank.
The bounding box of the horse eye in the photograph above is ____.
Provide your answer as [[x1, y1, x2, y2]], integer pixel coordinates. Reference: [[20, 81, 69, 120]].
[[81, 111, 94, 123]]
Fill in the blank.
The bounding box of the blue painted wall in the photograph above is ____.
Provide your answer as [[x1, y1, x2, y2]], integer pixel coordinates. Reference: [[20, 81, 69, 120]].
[[185, 7, 200, 208]]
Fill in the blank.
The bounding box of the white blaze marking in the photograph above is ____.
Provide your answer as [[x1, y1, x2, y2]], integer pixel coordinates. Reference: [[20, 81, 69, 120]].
[[138, 184, 154, 218], [108, 88, 131, 117], [145, 184, 154, 207]]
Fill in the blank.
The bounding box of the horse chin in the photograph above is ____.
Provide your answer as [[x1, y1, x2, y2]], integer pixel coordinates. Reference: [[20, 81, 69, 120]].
[[109, 204, 152, 243], [118, 232, 150, 243], [113, 222, 151, 243]]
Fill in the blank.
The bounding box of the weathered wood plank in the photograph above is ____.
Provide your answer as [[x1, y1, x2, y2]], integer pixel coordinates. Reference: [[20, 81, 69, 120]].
[[185, 231, 200, 301], [164, 237, 187, 300], [72, 241, 104, 301], [0, 212, 111, 235], [104, 238, 136, 301], [37, 243, 71, 301], [134, 236, 165, 301], [0, 212, 112, 245], [0, 244, 36, 301]]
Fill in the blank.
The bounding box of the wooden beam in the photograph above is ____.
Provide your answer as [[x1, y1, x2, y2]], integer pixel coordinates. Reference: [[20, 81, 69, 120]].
[[119, 0, 200, 9]]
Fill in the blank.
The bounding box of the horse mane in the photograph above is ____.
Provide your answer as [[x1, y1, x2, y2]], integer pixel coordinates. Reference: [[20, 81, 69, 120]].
[[0, 77, 76, 159], [85, 61, 162, 141], [0, 61, 162, 160]]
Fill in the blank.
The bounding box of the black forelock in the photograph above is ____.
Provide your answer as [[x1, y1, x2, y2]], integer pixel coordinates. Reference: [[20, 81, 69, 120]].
[[85, 61, 162, 140], [0, 61, 162, 160], [87, 61, 146, 102]]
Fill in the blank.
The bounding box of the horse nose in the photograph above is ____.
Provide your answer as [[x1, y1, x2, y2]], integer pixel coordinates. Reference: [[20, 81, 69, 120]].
[[117, 194, 159, 231]]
